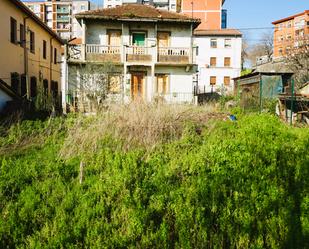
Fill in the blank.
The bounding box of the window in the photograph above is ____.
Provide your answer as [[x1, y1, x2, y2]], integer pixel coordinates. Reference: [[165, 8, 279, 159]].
[[10, 17, 17, 44], [171, 4, 176, 9], [156, 74, 169, 94], [107, 5, 112, 8], [224, 39, 232, 48], [210, 39, 217, 48], [210, 57, 217, 67], [278, 47, 283, 54], [43, 40, 47, 59], [51, 45, 53, 62], [20, 24, 25, 47], [11, 72, 20, 93], [80, 5, 85, 11], [287, 21, 292, 28], [224, 76, 230, 86], [210, 76, 216, 85], [43, 79, 48, 94], [30, 76, 37, 98], [30, 30, 35, 53], [51, 81, 58, 98], [21, 74, 27, 97], [286, 34, 292, 40], [221, 9, 227, 29], [224, 57, 231, 67], [108, 75, 121, 94], [54, 48, 57, 64], [195, 46, 199, 56]]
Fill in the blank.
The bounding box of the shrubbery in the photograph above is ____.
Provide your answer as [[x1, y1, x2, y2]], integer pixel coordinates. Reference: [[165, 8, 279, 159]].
[[0, 109, 308, 248]]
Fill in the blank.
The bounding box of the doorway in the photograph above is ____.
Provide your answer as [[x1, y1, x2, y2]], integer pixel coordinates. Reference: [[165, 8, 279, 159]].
[[131, 72, 145, 101]]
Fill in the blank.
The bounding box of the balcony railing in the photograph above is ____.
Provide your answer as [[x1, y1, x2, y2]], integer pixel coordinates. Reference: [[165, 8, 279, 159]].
[[67, 44, 194, 64]]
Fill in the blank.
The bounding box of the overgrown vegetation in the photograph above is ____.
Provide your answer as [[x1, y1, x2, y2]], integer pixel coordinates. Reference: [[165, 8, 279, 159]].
[[0, 104, 308, 248]]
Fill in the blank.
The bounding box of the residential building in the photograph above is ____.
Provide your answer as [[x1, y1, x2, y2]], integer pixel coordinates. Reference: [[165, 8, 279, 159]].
[[0, 0, 63, 111], [22, 0, 90, 40], [194, 29, 242, 94], [181, 0, 226, 30], [64, 4, 199, 108], [103, 0, 178, 12], [272, 10, 309, 58]]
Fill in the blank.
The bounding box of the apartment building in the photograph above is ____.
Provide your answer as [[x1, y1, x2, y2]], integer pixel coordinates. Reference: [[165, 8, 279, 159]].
[[272, 10, 309, 58], [0, 0, 63, 111], [23, 0, 90, 40], [194, 29, 242, 94], [65, 4, 199, 106]]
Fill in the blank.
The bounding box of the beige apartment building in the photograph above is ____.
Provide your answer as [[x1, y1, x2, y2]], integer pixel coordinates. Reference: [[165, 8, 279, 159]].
[[0, 0, 63, 102]]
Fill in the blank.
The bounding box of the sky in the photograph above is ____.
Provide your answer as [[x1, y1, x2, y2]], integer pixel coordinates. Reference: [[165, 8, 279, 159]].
[[223, 0, 308, 43]]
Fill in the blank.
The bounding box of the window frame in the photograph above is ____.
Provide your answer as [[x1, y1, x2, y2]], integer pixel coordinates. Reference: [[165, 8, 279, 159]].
[[29, 30, 35, 54], [224, 57, 231, 67], [10, 17, 17, 44], [43, 40, 47, 59], [210, 76, 216, 85], [210, 57, 217, 67], [224, 76, 231, 86], [210, 38, 217, 48]]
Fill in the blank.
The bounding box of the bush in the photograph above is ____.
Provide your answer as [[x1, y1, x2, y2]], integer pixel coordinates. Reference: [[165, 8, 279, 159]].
[[0, 111, 308, 248]]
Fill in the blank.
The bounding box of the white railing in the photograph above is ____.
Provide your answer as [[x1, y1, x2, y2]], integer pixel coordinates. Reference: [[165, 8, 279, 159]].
[[158, 47, 190, 56], [68, 44, 82, 60], [125, 45, 151, 55], [86, 44, 121, 54]]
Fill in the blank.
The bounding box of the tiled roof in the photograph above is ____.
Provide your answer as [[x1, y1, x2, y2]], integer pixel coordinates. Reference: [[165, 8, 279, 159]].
[[194, 29, 242, 36], [272, 10, 309, 24], [75, 4, 200, 26]]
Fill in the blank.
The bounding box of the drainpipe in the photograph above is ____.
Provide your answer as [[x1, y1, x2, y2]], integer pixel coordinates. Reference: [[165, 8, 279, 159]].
[[23, 16, 29, 99], [50, 37, 54, 93]]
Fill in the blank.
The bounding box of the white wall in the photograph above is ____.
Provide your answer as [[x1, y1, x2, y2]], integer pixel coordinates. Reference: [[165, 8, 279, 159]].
[[194, 35, 242, 94]]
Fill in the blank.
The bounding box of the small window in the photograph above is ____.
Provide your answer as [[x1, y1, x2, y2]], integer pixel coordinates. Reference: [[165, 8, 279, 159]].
[[20, 24, 25, 47], [11, 72, 20, 93], [43, 40, 47, 59], [30, 30, 35, 53], [30, 76, 37, 98], [195, 46, 199, 56], [224, 57, 231, 67], [81, 5, 85, 10], [51, 81, 58, 98], [21, 74, 27, 97], [43, 79, 49, 94], [286, 34, 292, 40], [10, 17, 17, 44], [51, 45, 53, 62], [171, 4, 176, 9], [210, 57, 217, 67], [107, 5, 112, 8], [210, 39, 217, 48], [210, 76, 216, 85], [224, 39, 232, 48], [278, 47, 283, 54], [224, 76, 231, 86], [54, 48, 57, 64]]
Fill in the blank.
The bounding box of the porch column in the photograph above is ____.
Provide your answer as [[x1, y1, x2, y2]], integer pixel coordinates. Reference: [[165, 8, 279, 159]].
[[81, 19, 86, 61], [151, 64, 155, 102]]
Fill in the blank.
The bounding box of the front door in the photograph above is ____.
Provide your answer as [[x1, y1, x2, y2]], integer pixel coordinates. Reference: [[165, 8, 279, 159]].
[[132, 33, 146, 46], [131, 72, 145, 101], [157, 32, 170, 47]]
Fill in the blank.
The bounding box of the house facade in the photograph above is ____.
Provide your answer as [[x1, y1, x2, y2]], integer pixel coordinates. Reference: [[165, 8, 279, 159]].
[[0, 0, 63, 105], [64, 4, 199, 108], [272, 10, 309, 58], [23, 0, 90, 40], [194, 29, 242, 94]]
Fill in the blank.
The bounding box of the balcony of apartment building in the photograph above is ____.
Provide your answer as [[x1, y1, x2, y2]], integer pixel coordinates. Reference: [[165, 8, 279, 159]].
[[56, 15, 70, 23], [56, 5, 70, 14], [67, 43, 194, 65]]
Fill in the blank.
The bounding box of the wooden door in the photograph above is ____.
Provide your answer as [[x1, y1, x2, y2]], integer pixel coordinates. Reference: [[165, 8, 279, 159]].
[[156, 74, 169, 94], [131, 72, 145, 101], [157, 32, 170, 47], [108, 30, 121, 46]]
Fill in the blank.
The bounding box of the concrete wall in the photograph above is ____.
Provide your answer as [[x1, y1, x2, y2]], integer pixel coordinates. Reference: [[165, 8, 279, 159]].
[[194, 35, 242, 94], [0, 0, 62, 95]]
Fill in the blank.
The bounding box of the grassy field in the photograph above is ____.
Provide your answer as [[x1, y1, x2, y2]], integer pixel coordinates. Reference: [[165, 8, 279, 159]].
[[0, 104, 308, 248]]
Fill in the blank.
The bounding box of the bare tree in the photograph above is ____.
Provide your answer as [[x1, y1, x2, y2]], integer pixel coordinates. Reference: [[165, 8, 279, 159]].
[[68, 63, 122, 112], [284, 36, 309, 89]]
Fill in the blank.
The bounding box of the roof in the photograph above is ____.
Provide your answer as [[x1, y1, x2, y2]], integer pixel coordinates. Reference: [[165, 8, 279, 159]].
[[194, 29, 242, 37], [9, 0, 64, 44], [0, 79, 22, 100], [272, 10, 309, 25], [75, 4, 201, 26], [233, 71, 293, 81]]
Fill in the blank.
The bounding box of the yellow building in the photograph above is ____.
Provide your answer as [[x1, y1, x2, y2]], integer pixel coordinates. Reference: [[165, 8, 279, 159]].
[[0, 0, 64, 103]]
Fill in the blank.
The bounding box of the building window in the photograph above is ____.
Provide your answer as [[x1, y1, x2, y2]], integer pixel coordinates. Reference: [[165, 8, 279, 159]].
[[224, 39, 232, 48], [51, 81, 58, 98], [210, 76, 216, 85], [221, 9, 227, 29], [30, 76, 37, 98], [156, 74, 169, 94], [10, 17, 17, 44], [287, 21, 292, 28], [210, 39, 217, 48], [81, 5, 86, 11], [54, 48, 57, 64], [171, 4, 176, 9], [30, 30, 35, 53], [11, 72, 20, 94], [43, 40, 47, 59], [224, 57, 231, 67], [20, 24, 25, 47], [278, 47, 283, 54], [210, 57, 217, 67], [286, 34, 292, 40], [21, 74, 27, 97], [43, 79, 49, 95], [108, 75, 121, 94], [224, 76, 231, 86]]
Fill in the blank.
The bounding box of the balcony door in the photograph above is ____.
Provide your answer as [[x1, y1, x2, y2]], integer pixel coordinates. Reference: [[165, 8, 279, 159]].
[[157, 32, 170, 47], [107, 30, 121, 54], [132, 33, 146, 46], [131, 72, 145, 101]]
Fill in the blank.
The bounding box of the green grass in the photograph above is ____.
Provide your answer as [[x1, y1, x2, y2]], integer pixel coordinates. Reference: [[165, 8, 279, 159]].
[[0, 111, 308, 248]]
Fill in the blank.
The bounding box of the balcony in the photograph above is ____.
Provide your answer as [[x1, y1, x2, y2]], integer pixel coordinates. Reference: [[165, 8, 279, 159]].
[[57, 16, 70, 22], [67, 44, 194, 65]]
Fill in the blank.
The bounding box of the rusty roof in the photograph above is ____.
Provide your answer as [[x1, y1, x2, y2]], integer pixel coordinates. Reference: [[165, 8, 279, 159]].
[[75, 4, 200, 26], [194, 29, 242, 36]]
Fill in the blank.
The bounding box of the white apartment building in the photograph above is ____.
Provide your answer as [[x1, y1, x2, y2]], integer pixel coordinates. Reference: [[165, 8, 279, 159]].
[[103, 0, 177, 12], [64, 4, 199, 107], [194, 29, 242, 94], [23, 0, 90, 40]]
